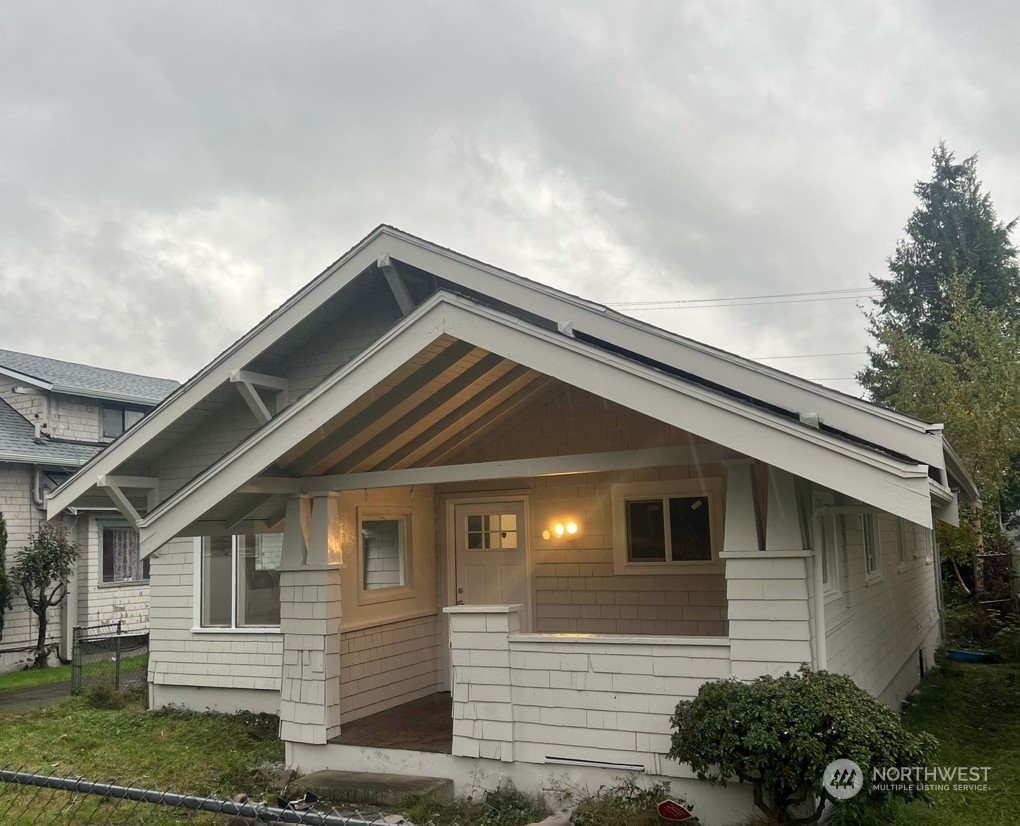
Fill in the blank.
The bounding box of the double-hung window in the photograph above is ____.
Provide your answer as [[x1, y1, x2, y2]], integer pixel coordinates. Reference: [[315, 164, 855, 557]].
[[101, 524, 149, 583], [612, 479, 722, 575], [199, 534, 282, 628]]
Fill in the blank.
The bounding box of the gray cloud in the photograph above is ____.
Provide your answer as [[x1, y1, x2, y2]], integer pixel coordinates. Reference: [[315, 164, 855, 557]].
[[1, 1, 1018, 400]]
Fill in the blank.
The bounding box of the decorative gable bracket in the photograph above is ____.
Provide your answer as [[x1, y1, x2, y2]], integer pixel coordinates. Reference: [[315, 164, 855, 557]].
[[97, 475, 159, 527], [229, 370, 290, 426]]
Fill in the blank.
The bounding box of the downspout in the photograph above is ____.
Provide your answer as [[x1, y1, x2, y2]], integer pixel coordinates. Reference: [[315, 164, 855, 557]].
[[31, 465, 45, 508]]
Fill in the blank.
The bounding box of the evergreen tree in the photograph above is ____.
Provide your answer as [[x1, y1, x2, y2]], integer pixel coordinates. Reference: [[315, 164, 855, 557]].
[[861, 142, 1020, 403]]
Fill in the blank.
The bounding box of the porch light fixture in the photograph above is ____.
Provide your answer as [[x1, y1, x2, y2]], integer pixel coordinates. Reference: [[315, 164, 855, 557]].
[[542, 520, 580, 541]]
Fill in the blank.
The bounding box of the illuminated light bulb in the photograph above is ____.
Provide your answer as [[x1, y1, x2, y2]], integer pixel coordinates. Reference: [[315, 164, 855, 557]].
[[565, 521, 578, 535], [541, 529, 551, 541], [553, 523, 565, 538]]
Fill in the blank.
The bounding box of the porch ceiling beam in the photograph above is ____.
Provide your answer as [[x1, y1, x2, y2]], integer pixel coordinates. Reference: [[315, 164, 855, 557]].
[[96, 475, 158, 489], [374, 364, 537, 470], [327, 352, 507, 475], [288, 339, 476, 475], [416, 375, 561, 467], [175, 519, 279, 538], [281, 445, 741, 494], [378, 253, 414, 316], [224, 493, 276, 531]]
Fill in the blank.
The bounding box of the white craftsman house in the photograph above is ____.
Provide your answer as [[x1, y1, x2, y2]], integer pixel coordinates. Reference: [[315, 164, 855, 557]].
[[48, 227, 978, 821], [0, 350, 178, 670]]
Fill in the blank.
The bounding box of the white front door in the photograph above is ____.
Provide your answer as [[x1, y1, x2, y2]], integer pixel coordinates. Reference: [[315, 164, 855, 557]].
[[453, 500, 530, 631]]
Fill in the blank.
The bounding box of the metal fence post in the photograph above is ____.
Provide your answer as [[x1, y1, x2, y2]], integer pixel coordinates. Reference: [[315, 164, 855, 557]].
[[114, 620, 122, 691], [71, 626, 81, 693]]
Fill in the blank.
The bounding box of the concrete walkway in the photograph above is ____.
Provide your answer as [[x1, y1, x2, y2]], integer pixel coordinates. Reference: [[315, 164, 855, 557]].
[[0, 681, 73, 712]]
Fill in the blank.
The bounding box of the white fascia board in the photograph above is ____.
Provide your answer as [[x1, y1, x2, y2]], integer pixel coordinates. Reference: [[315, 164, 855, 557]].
[[942, 440, 980, 506], [46, 227, 395, 519], [137, 294, 933, 555], [0, 452, 87, 467], [377, 230, 945, 467], [0, 366, 53, 392]]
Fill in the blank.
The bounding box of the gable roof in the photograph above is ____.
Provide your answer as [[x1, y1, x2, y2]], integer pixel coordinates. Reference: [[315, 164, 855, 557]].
[[0, 349, 180, 405], [46, 225, 979, 540], [0, 397, 101, 466]]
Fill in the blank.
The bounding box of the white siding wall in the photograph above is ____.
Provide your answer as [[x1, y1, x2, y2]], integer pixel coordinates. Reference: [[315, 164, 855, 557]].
[[49, 393, 101, 441], [447, 606, 730, 772], [0, 380, 46, 423], [825, 512, 940, 706], [75, 517, 149, 633], [339, 615, 441, 723], [148, 538, 283, 694]]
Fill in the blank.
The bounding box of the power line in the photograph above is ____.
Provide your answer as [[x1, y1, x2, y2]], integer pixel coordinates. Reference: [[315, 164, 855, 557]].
[[752, 351, 867, 361], [608, 286, 874, 308]]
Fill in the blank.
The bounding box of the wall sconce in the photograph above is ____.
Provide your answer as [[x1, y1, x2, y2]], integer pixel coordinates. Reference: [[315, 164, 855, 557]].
[[543, 520, 579, 541]]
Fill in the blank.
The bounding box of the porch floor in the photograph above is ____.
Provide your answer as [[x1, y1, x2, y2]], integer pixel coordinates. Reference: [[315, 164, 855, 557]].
[[330, 692, 453, 753]]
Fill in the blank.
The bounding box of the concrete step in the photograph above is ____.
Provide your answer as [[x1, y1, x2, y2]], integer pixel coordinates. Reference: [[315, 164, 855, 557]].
[[290, 770, 454, 808]]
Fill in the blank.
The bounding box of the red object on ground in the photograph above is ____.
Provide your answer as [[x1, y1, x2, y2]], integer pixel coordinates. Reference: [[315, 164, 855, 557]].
[[657, 799, 694, 821]]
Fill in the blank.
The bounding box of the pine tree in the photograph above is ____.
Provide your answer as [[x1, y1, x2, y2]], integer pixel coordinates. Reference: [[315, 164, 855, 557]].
[[861, 142, 1020, 403]]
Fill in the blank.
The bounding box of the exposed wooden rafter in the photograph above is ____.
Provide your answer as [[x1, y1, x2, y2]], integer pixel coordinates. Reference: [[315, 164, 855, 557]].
[[287, 340, 476, 475], [96, 475, 159, 527]]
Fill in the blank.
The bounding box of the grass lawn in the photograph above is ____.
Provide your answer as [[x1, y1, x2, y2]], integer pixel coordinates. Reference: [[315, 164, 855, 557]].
[[0, 662, 72, 691], [862, 659, 1020, 825], [0, 693, 284, 824]]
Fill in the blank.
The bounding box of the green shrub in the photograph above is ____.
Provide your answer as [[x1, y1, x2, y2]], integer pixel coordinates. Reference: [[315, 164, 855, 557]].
[[573, 778, 693, 826], [945, 601, 1004, 649], [81, 684, 129, 710], [668, 668, 937, 825]]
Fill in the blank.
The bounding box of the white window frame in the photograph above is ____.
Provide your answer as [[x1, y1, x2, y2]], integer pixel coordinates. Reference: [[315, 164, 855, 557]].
[[99, 522, 149, 586], [611, 478, 723, 576], [357, 506, 414, 606], [192, 535, 282, 632], [812, 494, 842, 601], [895, 518, 910, 571], [862, 512, 883, 582]]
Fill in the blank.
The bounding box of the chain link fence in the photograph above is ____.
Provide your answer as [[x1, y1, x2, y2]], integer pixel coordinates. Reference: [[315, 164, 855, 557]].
[[0, 766, 402, 825], [71, 622, 149, 695]]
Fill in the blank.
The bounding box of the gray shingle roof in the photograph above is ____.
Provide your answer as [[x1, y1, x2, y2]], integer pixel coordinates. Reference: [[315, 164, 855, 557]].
[[0, 397, 101, 466], [0, 349, 179, 404]]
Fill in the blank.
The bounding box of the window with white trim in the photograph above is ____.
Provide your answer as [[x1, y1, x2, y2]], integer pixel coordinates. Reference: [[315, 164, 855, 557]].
[[863, 513, 882, 579], [101, 524, 149, 584], [813, 495, 841, 598], [612, 479, 722, 575], [200, 534, 281, 628], [358, 508, 413, 604]]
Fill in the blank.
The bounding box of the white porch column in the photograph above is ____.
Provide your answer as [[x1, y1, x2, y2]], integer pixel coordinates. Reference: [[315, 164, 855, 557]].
[[723, 550, 814, 681], [443, 604, 520, 763], [278, 494, 343, 745], [723, 458, 762, 553], [764, 467, 804, 551]]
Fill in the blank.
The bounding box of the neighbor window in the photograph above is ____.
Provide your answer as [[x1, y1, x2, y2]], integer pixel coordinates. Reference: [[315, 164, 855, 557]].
[[813, 494, 841, 598], [863, 513, 882, 579], [612, 479, 722, 575], [102, 403, 146, 439], [101, 525, 149, 583], [358, 508, 412, 604], [199, 534, 282, 628]]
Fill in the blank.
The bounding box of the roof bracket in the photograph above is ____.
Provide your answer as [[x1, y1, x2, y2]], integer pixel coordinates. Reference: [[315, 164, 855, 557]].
[[377, 253, 414, 316], [97, 475, 159, 527], [230, 370, 290, 425]]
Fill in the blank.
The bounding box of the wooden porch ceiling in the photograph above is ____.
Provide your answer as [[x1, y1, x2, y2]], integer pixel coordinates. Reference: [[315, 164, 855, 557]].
[[276, 334, 558, 478]]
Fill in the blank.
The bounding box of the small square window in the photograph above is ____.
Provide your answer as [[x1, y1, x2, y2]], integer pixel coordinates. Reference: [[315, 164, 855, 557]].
[[102, 525, 149, 583], [358, 509, 413, 604]]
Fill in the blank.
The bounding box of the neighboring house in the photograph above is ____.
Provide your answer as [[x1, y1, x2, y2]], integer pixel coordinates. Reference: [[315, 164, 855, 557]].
[[48, 227, 979, 821], [0, 350, 178, 670]]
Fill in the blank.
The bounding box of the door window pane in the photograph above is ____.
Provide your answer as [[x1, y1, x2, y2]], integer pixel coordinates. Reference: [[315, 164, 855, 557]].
[[669, 496, 711, 561], [466, 513, 519, 550]]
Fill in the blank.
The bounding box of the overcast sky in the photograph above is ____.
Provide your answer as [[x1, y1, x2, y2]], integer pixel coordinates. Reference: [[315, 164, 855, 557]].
[[2, 1, 1018, 399]]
